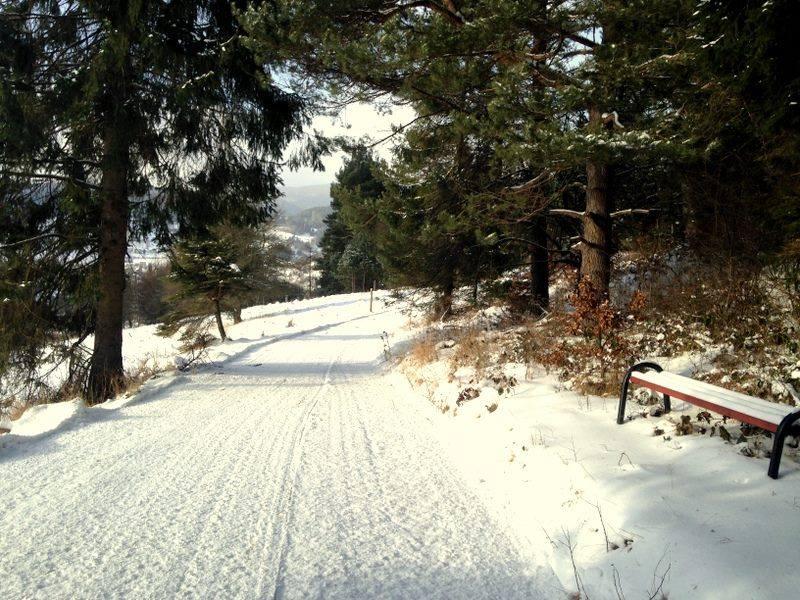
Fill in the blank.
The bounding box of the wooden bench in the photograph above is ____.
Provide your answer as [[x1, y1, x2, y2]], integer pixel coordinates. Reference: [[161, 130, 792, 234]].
[[617, 362, 800, 479]]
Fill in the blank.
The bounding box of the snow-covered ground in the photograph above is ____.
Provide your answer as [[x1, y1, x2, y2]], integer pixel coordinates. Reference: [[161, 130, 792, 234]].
[[127, 237, 168, 267], [273, 227, 318, 249], [408, 337, 800, 599], [2, 293, 799, 598], [0, 294, 557, 599]]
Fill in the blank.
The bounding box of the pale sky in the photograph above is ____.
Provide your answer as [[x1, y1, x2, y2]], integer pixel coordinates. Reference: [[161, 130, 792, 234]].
[[280, 102, 416, 188]]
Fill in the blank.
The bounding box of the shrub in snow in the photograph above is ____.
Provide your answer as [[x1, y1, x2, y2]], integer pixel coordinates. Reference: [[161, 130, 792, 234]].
[[172, 330, 215, 371], [407, 336, 439, 365], [529, 279, 645, 395]]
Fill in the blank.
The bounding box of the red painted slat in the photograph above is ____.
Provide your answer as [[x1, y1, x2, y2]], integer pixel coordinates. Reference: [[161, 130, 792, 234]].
[[629, 375, 779, 432]]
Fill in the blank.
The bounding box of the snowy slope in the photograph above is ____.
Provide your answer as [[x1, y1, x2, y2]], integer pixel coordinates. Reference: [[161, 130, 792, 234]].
[[3, 293, 799, 598], [0, 294, 559, 599], [409, 356, 800, 599]]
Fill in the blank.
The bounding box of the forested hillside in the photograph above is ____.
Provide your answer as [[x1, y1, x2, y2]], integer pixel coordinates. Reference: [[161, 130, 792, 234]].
[[2, 2, 800, 599], [1, 0, 797, 422], [281, 0, 798, 314]]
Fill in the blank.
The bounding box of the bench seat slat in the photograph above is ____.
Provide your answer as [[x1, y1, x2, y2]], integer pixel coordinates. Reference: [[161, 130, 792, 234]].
[[632, 371, 796, 420], [630, 371, 799, 429], [653, 372, 795, 420], [631, 371, 797, 422], [631, 378, 780, 432]]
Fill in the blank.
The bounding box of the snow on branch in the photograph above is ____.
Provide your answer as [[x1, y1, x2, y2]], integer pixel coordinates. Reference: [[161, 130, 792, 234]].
[[601, 111, 624, 129], [610, 208, 652, 219], [508, 170, 555, 194]]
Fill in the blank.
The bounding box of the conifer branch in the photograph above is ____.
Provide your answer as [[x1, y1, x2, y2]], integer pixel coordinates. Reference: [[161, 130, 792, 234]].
[[367, 110, 446, 148], [376, 2, 465, 27], [0, 233, 64, 249], [0, 171, 100, 190]]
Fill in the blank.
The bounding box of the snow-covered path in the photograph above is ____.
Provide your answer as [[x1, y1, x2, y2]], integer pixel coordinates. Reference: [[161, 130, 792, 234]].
[[0, 296, 559, 599]]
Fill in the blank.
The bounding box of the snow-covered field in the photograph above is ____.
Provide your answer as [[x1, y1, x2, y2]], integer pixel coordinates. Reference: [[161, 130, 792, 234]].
[[2, 293, 799, 598]]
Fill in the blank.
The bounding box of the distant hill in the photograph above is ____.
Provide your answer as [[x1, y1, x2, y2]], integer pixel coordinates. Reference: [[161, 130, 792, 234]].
[[277, 184, 331, 216], [277, 205, 331, 241]]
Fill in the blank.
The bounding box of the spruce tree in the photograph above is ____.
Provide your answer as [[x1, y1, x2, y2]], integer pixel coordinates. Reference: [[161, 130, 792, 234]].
[[317, 195, 352, 295], [0, 1, 307, 401], [163, 237, 241, 342]]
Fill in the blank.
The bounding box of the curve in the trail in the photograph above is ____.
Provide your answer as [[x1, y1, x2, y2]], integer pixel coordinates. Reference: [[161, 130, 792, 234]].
[[0, 297, 561, 599]]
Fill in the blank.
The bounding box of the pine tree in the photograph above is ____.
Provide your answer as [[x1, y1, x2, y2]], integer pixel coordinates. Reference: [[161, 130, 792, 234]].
[[316, 146, 385, 295], [0, 180, 98, 398], [317, 195, 351, 295], [337, 235, 382, 292], [681, 0, 800, 257], [164, 237, 241, 342], [249, 0, 695, 301], [0, 1, 307, 401], [161, 225, 282, 341], [373, 126, 511, 316]]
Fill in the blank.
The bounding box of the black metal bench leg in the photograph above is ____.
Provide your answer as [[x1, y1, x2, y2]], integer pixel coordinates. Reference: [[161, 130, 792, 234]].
[[617, 361, 664, 425], [617, 371, 633, 425], [768, 432, 786, 480], [768, 414, 800, 479]]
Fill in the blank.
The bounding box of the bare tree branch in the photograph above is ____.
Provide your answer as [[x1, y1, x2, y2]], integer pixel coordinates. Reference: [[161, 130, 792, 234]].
[[610, 208, 652, 219], [367, 109, 446, 147], [550, 208, 585, 220]]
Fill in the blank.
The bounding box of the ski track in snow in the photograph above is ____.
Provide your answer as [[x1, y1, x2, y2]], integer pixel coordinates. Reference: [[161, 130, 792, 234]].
[[0, 296, 560, 599]]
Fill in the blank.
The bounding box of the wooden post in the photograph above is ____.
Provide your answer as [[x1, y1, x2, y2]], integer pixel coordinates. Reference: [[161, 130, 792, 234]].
[[369, 286, 374, 313]]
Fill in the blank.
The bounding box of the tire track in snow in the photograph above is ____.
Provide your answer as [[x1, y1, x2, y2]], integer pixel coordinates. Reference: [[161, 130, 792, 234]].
[[266, 354, 340, 600], [268, 328, 562, 599], [170, 383, 297, 596]]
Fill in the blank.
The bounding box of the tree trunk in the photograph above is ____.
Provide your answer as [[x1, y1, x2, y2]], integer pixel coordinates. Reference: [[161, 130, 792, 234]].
[[581, 107, 613, 296], [86, 8, 140, 403], [232, 306, 242, 324], [435, 271, 455, 319], [214, 298, 227, 341], [87, 125, 129, 403], [529, 217, 549, 315], [472, 250, 482, 304]]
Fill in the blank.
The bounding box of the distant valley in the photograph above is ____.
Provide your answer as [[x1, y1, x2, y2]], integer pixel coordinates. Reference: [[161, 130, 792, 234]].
[[275, 184, 332, 243]]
